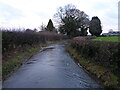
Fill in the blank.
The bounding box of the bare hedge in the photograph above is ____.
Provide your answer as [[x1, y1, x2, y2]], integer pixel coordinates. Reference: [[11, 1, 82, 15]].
[[2, 29, 67, 53], [71, 37, 120, 71]]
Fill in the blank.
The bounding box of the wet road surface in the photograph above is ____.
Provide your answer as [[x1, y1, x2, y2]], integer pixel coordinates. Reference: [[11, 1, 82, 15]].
[[3, 42, 102, 88]]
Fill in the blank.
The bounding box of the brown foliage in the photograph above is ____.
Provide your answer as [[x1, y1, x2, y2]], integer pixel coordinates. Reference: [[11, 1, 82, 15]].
[[71, 37, 120, 70], [2, 29, 67, 54]]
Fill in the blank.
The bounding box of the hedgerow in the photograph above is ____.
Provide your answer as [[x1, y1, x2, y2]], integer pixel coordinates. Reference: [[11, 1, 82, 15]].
[[2, 28, 67, 54], [71, 37, 120, 71]]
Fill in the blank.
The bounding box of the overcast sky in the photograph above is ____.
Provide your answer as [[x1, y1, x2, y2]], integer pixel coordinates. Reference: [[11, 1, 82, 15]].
[[0, 0, 119, 33]]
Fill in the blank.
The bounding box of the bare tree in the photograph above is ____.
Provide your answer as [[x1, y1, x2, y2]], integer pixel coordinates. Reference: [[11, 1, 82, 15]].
[[54, 4, 89, 37]]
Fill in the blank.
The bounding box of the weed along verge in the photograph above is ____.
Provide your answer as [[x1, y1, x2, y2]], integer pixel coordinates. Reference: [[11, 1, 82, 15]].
[[67, 45, 119, 88], [66, 37, 120, 88], [3, 39, 67, 80], [2, 29, 68, 80], [3, 46, 40, 80]]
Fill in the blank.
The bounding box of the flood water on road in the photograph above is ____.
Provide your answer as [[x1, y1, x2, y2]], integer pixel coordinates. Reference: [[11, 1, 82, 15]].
[[3, 42, 102, 88]]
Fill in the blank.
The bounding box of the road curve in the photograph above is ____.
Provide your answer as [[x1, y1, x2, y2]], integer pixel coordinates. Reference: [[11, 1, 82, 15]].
[[3, 42, 102, 88]]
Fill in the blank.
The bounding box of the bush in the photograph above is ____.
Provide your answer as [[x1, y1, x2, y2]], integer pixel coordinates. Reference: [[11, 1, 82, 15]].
[[71, 37, 120, 70], [2, 28, 68, 54], [89, 16, 102, 36]]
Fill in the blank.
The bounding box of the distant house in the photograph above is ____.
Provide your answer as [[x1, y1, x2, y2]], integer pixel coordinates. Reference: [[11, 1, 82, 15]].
[[102, 31, 120, 36], [25, 28, 38, 33], [26, 29, 34, 33]]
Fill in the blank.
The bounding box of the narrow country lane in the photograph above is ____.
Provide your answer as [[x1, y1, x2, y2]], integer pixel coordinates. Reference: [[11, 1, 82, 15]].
[[3, 42, 102, 88]]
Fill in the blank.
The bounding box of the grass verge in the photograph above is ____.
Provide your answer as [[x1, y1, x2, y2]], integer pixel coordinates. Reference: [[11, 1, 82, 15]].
[[3, 47, 40, 80], [66, 44, 119, 89], [92, 36, 120, 42], [3, 40, 67, 80]]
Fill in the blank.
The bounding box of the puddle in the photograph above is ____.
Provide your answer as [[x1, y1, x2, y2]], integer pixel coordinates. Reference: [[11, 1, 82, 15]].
[[26, 62, 34, 64], [32, 59, 37, 61], [40, 46, 55, 52]]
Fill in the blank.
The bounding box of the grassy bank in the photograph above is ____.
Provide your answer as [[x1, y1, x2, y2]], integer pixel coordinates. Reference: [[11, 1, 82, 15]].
[[67, 44, 119, 88], [67, 36, 120, 88], [92, 36, 120, 42], [3, 40, 66, 80], [3, 47, 39, 80]]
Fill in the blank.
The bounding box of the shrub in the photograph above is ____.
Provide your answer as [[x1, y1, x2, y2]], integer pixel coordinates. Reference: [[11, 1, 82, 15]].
[[89, 16, 102, 36], [2, 28, 68, 54], [71, 37, 120, 70]]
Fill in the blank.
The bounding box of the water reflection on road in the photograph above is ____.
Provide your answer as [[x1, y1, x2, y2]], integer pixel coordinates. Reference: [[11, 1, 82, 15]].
[[3, 42, 102, 88]]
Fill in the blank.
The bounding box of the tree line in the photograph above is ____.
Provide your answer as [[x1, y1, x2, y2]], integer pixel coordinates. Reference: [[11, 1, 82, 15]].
[[44, 4, 102, 37], [2, 4, 103, 53]]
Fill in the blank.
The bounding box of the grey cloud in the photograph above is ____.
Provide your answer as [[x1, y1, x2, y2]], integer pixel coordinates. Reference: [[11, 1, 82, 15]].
[[106, 11, 117, 19], [37, 12, 50, 19], [92, 2, 109, 10], [0, 2, 24, 22]]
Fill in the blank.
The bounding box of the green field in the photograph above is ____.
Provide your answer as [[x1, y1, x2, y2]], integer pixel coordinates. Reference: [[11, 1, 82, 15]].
[[92, 36, 120, 42]]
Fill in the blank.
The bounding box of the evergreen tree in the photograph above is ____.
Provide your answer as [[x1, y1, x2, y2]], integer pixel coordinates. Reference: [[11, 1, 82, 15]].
[[55, 4, 89, 37], [46, 19, 56, 32], [89, 16, 102, 36]]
